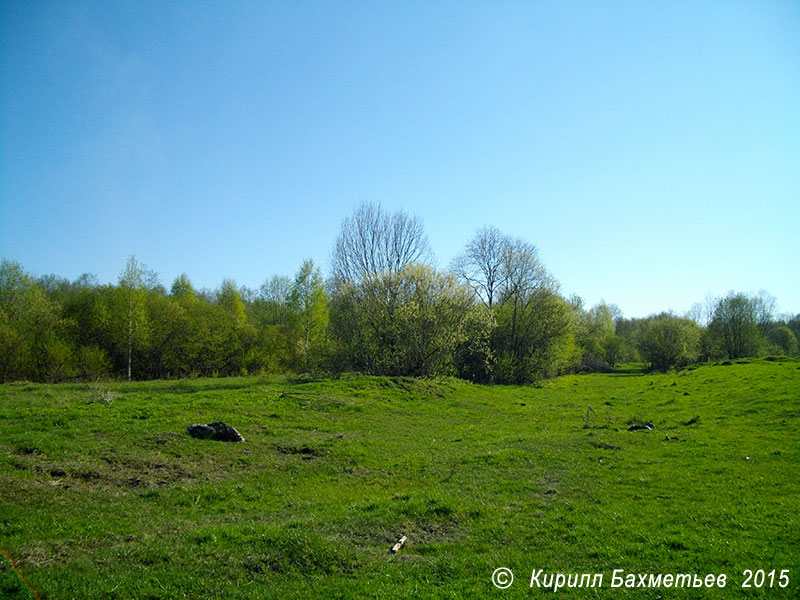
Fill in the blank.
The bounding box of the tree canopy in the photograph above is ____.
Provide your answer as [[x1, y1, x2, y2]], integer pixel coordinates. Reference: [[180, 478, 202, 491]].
[[1, 208, 795, 384]]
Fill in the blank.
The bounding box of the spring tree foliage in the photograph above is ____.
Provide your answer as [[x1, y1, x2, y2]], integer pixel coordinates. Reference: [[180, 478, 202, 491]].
[[2, 208, 797, 382], [330, 264, 478, 377], [117, 255, 160, 380], [244, 275, 293, 373], [491, 239, 574, 383], [568, 297, 627, 370], [288, 259, 329, 372], [709, 292, 762, 359], [0, 259, 73, 382], [329, 206, 569, 381], [451, 228, 575, 383], [329, 202, 476, 377], [636, 313, 701, 372]]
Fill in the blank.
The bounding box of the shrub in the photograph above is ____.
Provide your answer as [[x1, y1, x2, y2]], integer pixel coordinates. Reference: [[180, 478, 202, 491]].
[[636, 313, 700, 372]]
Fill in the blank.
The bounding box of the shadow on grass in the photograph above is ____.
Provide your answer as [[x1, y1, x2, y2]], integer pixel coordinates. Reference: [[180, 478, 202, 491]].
[[608, 364, 648, 376]]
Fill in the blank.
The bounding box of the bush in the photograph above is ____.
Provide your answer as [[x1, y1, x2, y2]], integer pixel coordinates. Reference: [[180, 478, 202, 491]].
[[77, 345, 112, 380], [636, 313, 700, 372]]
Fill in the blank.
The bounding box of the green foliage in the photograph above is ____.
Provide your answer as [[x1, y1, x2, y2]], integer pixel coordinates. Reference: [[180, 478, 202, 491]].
[[287, 260, 329, 373], [330, 264, 476, 377], [453, 230, 585, 382], [452, 304, 496, 382], [602, 333, 625, 367], [93, 284, 150, 379], [789, 314, 800, 344], [170, 273, 195, 299], [117, 255, 159, 380], [636, 313, 700, 372], [0, 238, 790, 383], [488, 239, 573, 383], [493, 291, 574, 383], [769, 325, 798, 356], [75, 345, 112, 379], [217, 279, 248, 328], [568, 298, 626, 371], [709, 292, 764, 359], [0, 259, 76, 382]]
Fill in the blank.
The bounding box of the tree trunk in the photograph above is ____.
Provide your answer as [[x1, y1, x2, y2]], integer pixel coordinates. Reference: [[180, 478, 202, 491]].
[[127, 290, 132, 381]]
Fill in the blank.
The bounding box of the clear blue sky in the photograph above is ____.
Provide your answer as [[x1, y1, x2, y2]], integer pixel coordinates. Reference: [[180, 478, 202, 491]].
[[2, 1, 799, 318]]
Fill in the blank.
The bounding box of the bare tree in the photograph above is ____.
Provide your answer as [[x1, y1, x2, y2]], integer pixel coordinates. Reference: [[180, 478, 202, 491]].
[[451, 226, 507, 308], [752, 290, 777, 333], [331, 202, 431, 283], [500, 237, 553, 302], [451, 227, 557, 312], [687, 292, 718, 327], [258, 274, 292, 326]]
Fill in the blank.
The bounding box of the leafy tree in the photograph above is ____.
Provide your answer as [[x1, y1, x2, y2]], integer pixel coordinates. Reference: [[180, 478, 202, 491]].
[[241, 275, 293, 374], [392, 265, 476, 377], [769, 325, 798, 356], [788, 314, 800, 344], [452, 231, 575, 382], [143, 294, 191, 378], [118, 255, 158, 380], [491, 240, 573, 383], [330, 264, 476, 377], [57, 273, 101, 350], [453, 304, 496, 382], [602, 333, 625, 367], [493, 290, 574, 383], [288, 260, 329, 372], [75, 345, 112, 380], [206, 280, 255, 376], [0, 260, 75, 381], [709, 293, 762, 359], [170, 273, 195, 300], [217, 279, 248, 328], [92, 284, 147, 379], [570, 298, 623, 370], [636, 313, 700, 372]]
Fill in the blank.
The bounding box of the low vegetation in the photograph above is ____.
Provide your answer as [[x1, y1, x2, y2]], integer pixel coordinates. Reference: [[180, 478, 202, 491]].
[[1, 359, 798, 598]]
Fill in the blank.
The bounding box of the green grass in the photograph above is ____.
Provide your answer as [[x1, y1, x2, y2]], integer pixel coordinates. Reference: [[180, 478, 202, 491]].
[[1, 359, 798, 598]]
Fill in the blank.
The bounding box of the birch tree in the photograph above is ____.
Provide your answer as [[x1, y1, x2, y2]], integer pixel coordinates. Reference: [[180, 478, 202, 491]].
[[288, 260, 329, 372], [118, 255, 156, 380]]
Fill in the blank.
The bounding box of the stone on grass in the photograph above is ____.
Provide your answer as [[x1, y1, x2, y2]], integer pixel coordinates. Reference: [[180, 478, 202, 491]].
[[187, 421, 244, 442], [627, 422, 654, 432]]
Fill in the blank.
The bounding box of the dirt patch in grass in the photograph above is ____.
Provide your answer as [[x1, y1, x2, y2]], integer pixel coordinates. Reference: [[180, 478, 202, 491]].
[[275, 444, 325, 460], [36, 456, 200, 489], [12, 445, 43, 456]]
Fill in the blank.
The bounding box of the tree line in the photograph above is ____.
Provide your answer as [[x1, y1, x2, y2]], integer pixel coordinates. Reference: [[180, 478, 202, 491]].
[[1, 203, 798, 383]]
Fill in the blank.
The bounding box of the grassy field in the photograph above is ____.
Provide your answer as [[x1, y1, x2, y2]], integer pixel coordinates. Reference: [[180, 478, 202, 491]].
[[1, 359, 798, 598]]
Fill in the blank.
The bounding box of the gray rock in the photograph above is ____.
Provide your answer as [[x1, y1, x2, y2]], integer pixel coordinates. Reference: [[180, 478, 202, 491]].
[[187, 421, 244, 442], [627, 422, 654, 431]]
